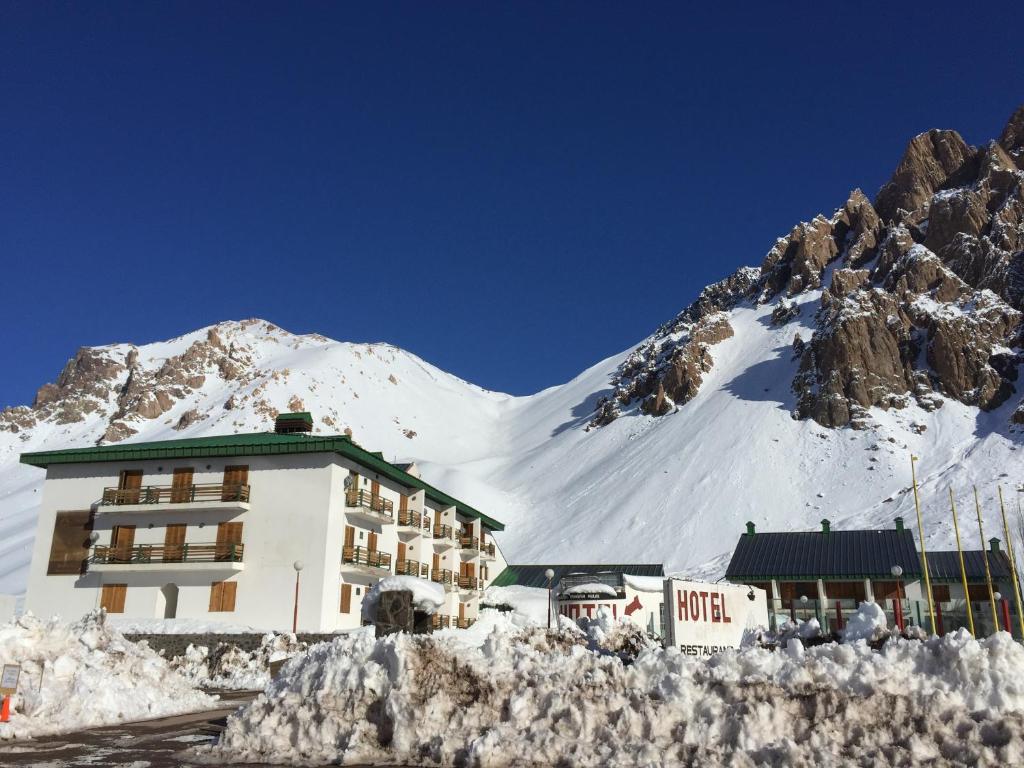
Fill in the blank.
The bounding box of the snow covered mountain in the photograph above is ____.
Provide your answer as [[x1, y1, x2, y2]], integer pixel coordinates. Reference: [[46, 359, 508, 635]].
[[3, 105, 1024, 597]]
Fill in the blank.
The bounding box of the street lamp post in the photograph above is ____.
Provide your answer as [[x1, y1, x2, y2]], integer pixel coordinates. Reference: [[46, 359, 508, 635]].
[[891, 565, 904, 631], [292, 560, 304, 634], [545, 568, 555, 630]]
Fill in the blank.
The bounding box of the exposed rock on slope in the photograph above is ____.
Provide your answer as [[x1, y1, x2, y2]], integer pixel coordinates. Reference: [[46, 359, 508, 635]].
[[594, 105, 1024, 429]]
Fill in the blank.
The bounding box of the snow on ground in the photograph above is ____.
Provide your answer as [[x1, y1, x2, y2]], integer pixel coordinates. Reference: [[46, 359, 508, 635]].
[[205, 615, 1024, 767], [623, 574, 665, 592], [0, 611, 216, 740], [562, 582, 619, 597], [483, 585, 551, 626], [360, 576, 445, 622], [170, 632, 312, 691]]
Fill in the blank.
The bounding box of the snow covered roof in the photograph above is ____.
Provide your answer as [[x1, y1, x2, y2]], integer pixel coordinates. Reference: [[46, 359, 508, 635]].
[[725, 528, 922, 580], [491, 563, 664, 589], [19, 431, 504, 530]]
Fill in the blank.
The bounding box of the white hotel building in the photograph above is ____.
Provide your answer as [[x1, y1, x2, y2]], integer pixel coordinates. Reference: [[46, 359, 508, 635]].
[[21, 413, 506, 631]]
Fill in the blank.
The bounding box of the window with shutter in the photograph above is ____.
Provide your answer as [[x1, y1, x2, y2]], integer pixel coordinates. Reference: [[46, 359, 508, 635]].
[[340, 583, 352, 613], [209, 580, 238, 611], [164, 524, 187, 562], [222, 465, 249, 501], [171, 468, 194, 503], [215, 522, 243, 561], [46, 511, 94, 575], [101, 584, 127, 613]]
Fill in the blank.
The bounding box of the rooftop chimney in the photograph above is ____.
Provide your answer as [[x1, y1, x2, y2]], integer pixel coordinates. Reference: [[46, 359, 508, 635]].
[[745, 521, 756, 536], [275, 412, 313, 434], [990, 537, 1001, 554], [894, 516, 905, 532], [821, 519, 831, 534]]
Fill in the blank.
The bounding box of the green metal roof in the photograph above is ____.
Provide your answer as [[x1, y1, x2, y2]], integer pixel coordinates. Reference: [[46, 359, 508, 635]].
[[276, 412, 313, 424], [20, 431, 503, 531], [492, 563, 665, 588]]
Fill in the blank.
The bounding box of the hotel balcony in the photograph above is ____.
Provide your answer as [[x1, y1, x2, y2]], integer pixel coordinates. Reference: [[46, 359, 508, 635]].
[[397, 510, 423, 533], [395, 559, 428, 578], [97, 483, 251, 515], [432, 525, 455, 549], [88, 542, 244, 573], [431, 614, 451, 630], [431, 568, 458, 592], [455, 617, 475, 629], [458, 575, 483, 592], [345, 490, 394, 525], [479, 542, 496, 560], [342, 545, 392, 574], [459, 536, 480, 554]]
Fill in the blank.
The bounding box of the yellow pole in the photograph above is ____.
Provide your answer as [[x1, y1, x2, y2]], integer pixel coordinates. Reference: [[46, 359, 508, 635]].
[[998, 487, 1024, 640], [949, 488, 974, 636], [910, 455, 936, 634], [974, 486, 1000, 633]]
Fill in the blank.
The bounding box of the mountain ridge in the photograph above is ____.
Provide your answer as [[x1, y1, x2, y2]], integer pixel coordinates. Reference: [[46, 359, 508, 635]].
[[2, 106, 1024, 597]]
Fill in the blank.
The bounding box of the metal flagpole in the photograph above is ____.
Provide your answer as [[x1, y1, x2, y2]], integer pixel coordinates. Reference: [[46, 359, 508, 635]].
[[910, 455, 936, 634], [998, 486, 1024, 640], [974, 486, 1000, 633], [949, 488, 974, 636]]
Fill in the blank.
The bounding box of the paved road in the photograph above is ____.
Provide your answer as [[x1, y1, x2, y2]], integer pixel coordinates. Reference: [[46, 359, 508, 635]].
[[0, 691, 270, 768]]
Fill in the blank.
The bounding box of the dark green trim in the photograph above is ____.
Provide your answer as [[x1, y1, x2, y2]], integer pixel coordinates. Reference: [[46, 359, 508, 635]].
[[275, 412, 313, 424], [20, 432, 504, 531], [726, 574, 905, 582]]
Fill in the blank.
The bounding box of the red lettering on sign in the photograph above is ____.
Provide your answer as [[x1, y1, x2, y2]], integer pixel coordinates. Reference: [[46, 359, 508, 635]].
[[677, 589, 686, 621], [710, 592, 721, 623], [699, 591, 709, 621], [689, 591, 700, 620], [721, 594, 732, 624], [625, 595, 643, 617]]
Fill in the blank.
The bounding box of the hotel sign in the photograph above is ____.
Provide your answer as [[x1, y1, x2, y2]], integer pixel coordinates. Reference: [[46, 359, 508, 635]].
[[662, 579, 768, 655]]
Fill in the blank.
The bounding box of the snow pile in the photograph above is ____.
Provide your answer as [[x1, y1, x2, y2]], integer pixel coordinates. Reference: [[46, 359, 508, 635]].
[[842, 601, 888, 643], [562, 582, 618, 597], [170, 632, 309, 691], [359, 576, 445, 622], [109, 616, 263, 634], [0, 611, 216, 740], [622, 574, 665, 592], [207, 622, 1024, 766], [482, 585, 550, 626]]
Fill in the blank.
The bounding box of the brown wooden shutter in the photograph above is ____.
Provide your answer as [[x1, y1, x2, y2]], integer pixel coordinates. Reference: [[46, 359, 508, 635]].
[[434, 510, 441, 527], [340, 584, 352, 614], [209, 581, 237, 611], [46, 511, 94, 575], [171, 468, 194, 503], [164, 524, 186, 562], [222, 465, 249, 501], [458, 602, 465, 621], [112, 525, 136, 562], [101, 584, 127, 613], [344, 525, 355, 547], [397, 542, 406, 567], [432, 553, 439, 571], [367, 531, 378, 553], [118, 470, 143, 503], [216, 522, 243, 561], [399, 494, 408, 512], [371, 480, 380, 496]]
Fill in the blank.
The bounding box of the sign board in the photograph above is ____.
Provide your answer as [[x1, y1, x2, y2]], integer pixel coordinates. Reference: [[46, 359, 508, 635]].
[[662, 579, 768, 656], [0, 664, 20, 696]]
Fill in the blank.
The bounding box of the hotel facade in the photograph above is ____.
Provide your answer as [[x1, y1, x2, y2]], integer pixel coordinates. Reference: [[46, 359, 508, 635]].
[[21, 413, 506, 632]]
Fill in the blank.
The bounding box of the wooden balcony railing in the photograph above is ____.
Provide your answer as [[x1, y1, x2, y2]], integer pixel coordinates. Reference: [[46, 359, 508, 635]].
[[397, 510, 422, 528], [90, 542, 244, 564], [431, 614, 451, 630], [456, 617, 475, 629], [101, 483, 250, 506], [431, 568, 454, 586], [459, 536, 480, 551], [422, 519, 433, 535], [342, 545, 392, 570], [432, 524, 454, 541], [395, 560, 428, 577], [458, 575, 483, 591], [480, 541, 496, 557], [345, 490, 394, 518]]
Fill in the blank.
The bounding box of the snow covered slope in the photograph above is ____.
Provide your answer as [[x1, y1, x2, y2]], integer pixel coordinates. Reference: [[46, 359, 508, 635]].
[[4, 107, 1024, 597]]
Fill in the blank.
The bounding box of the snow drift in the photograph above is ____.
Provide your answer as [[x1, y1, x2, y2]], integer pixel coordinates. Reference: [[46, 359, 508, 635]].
[[208, 616, 1024, 767], [0, 611, 216, 740]]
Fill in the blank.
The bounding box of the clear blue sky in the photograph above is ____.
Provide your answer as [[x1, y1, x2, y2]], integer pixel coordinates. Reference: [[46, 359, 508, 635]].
[[1, 2, 1021, 408]]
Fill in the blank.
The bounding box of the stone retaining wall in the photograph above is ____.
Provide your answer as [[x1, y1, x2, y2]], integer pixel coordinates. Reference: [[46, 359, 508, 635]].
[[125, 632, 342, 659]]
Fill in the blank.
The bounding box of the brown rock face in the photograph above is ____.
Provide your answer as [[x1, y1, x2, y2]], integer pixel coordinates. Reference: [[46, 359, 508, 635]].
[[999, 104, 1024, 163], [874, 129, 978, 222], [639, 315, 734, 416], [794, 290, 917, 427]]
